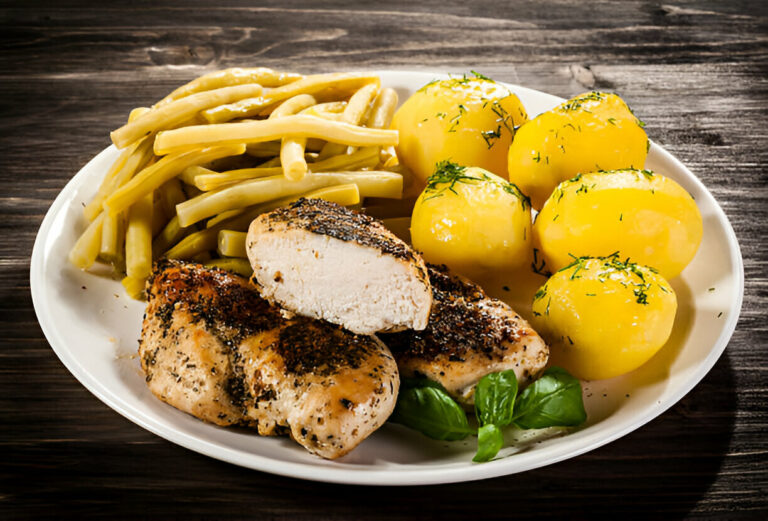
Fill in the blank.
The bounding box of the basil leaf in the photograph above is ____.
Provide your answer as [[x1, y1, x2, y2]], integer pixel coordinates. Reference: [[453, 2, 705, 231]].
[[513, 367, 587, 429], [474, 370, 518, 427], [473, 424, 504, 462], [390, 386, 475, 441]]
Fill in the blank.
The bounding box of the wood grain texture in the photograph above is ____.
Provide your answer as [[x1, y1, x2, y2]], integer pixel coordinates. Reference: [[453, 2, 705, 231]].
[[1, 1, 766, 519]]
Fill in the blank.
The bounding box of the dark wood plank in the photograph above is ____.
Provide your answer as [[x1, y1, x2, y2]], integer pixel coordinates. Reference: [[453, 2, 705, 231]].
[[1, 1, 766, 519]]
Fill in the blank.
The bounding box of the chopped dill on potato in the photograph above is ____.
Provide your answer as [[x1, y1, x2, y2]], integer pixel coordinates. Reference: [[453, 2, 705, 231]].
[[423, 161, 484, 200]]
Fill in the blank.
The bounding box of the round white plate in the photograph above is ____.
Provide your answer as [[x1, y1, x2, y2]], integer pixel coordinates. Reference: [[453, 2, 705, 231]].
[[30, 71, 743, 485]]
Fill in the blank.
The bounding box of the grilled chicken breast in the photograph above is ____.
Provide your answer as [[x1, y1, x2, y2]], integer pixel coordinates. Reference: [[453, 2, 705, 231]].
[[380, 265, 548, 407], [246, 198, 432, 335], [139, 260, 399, 459]]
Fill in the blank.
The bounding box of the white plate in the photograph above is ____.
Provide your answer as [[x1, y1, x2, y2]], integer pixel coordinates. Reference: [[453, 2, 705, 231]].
[[30, 71, 743, 485]]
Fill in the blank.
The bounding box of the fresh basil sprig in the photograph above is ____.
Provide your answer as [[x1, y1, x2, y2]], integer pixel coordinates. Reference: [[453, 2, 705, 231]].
[[512, 367, 587, 429], [475, 370, 518, 427], [390, 367, 587, 463], [473, 424, 503, 462], [473, 370, 518, 461], [390, 385, 475, 441]]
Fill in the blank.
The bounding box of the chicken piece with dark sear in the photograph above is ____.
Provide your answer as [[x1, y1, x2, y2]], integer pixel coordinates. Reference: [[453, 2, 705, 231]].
[[246, 198, 432, 335], [139, 260, 399, 459], [380, 265, 549, 407]]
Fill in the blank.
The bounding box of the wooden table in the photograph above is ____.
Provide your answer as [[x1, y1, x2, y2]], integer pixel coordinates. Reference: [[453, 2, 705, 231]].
[[2, 1, 766, 518]]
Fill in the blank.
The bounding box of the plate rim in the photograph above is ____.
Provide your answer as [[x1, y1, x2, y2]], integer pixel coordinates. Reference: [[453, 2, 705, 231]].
[[30, 70, 745, 486]]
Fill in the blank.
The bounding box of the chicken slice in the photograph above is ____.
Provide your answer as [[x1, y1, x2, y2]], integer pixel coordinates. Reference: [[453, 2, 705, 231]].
[[380, 265, 549, 407], [139, 260, 399, 459], [246, 198, 432, 335]]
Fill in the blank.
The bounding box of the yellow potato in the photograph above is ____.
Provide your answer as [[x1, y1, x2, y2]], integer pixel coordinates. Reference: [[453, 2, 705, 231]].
[[392, 74, 528, 195], [411, 162, 531, 278], [531, 256, 677, 380], [508, 92, 648, 209], [534, 169, 702, 280]]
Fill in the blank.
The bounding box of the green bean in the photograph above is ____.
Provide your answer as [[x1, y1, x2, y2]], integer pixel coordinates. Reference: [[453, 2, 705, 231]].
[[365, 87, 399, 129], [69, 212, 105, 270], [104, 144, 245, 218], [111, 83, 264, 149], [195, 166, 282, 191], [204, 258, 253, 278], [151, 190, 168, 237], [194, 147, 379, 192], [164, 227, 218, 260], [201, 72, 379, 123], [245, 141, 282, 158], [84, 138, 154, 221], [176, 171, 401, 227], [154, 115, 397, 156], [121, 275, 147, 300], [152, 215, 192, 259], [159, 178, 186, 217], [99, 211, 125, 269], [318, 82, 379, 159], [156, 67, 302, 106], [217, 230, 247, 258], [125, 193, 153, 279]]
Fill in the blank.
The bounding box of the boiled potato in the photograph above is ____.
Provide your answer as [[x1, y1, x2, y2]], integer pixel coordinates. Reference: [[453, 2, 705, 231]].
[[392, 74, 528, 195], [534, 168, 702, 280], [508, 91, 648, 209], [411, 162, 531, 278], [531, 256, 677, 380]]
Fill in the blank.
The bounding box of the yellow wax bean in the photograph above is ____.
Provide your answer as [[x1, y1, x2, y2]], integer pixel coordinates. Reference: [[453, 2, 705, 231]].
[[366, 87, 398, 129], [164, 228, 218, 260], [154, 115, 398, 156], [194, 166, 283, 191], [125, 193, 154, 279], [159, 178, 186, 218], [121, 275, 147, 300], [152, 215, 191, 259], [271, 94, 317, 182], [245, 141, 282, 158], [99, 211, 125, 267], [176, 171, 400, 227], [201, 72, 379, 123], [319, 82, 380, 159], [104, 144, 246, 217], [151, 190, 168, 237], [204, 183, 362, 236], [217, 230, 248, 258], [128, 107, 150, 122], [205, 208, 246, 229], [156, 67, 302, 106], [179, 165, 213, 186], [204, 258, 253, 278], [111, 83, 263, 149], [300, 101, 347, 120], [69, 212, 105, 270], [84, 138, 154, 221]]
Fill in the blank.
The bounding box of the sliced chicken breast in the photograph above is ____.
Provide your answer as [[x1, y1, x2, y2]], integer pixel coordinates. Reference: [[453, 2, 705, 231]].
[[380, 265, 549, 407], [139, 260, 399, 459], [246, 198, 432, 335]]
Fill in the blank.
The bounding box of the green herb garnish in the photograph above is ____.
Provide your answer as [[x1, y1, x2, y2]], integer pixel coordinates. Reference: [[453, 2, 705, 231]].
[[390, 385, 474, 441], [559, 91, 606, 112], [392, 368, 586, 463], [470, 70, 493, 81], [532, 247, 552, 277], [423, 161, 483, 201], [481, 125, 503, 148], [424, 160, 529, 210]]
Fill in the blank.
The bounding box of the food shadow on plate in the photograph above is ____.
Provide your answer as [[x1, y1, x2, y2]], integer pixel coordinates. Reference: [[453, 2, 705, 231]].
[[276, 355, 735, 519], [573, 278, 692, 426], [333, 423, 479, 465]]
